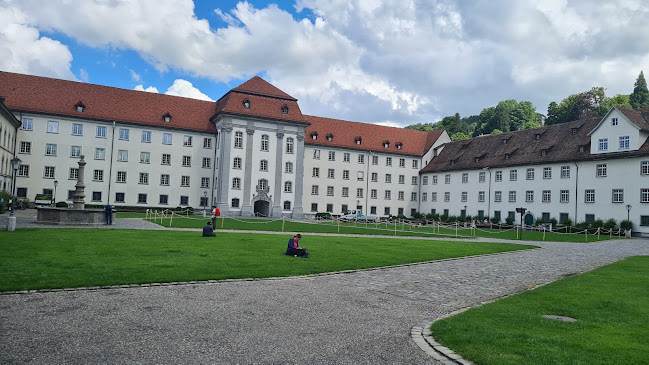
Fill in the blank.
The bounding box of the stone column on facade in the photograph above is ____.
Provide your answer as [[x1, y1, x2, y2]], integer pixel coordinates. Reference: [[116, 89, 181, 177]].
[[216, 124, 232, 214], [241, 127, 255, 217], [72, 155, 86, 210], [272, 132, 284, 217], [292, 133, 305, 218]]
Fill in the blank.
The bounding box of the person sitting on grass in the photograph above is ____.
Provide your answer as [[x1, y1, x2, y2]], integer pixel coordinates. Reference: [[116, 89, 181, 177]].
[[284, 234, 308, 258], [202, 221, 216, 237]]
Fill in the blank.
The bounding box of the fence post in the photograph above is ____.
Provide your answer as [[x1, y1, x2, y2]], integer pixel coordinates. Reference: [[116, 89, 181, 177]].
[[221, 215, 224, 229], [585, 229, 588, 242], [169, 211, 173, 227], [282, 216, 285, 232], [543, 227, 546, 241], [455, 221, 458, 237], [394, 220, 397, 236], [338, 218, 340, 233], [597, 227, 600, 240]]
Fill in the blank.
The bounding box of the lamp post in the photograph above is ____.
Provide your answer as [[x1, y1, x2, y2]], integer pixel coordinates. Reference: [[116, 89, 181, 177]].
[[53, 180, 58, 206], [626, 204, 632, 237], [203, 191, 208, 216], [7, 157, 21, 232]]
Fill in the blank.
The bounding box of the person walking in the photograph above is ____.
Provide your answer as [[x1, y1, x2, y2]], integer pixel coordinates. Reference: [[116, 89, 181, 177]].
[[211, 206, 220, 227]]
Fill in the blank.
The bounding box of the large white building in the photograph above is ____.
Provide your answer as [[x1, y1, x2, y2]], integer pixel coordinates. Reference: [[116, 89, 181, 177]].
[[0, 71, 647, 235]]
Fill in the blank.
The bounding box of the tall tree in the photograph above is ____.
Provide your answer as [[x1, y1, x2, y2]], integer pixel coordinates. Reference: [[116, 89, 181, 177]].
[[546, 87, 606, 125], [630, 71, 649, 110]]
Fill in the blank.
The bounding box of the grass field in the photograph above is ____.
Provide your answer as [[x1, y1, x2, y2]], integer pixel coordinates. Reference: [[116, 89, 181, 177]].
[[139, 214, 618, 242], [0, 228, 534, 291], [431, 256, 649, 365]]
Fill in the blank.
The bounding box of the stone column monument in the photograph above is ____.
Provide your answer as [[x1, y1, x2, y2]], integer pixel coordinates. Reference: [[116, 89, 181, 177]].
[[72, 155, 86, 209]]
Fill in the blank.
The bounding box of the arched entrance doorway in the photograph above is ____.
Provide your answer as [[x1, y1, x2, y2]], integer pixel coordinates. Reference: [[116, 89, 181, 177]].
[[254, 200, 270, 217], [524, 212, 535, 226], [253, 178, 272, 217]]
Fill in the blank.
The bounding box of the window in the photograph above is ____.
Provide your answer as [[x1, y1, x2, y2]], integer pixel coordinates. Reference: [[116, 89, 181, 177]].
[[596, 164, 607, 177], [260, 160, 268, 171], [343, 152, 350, 162], [162, 154, 171, 165], [95, 148, 105, 160], [45, 143, 57, 156], [182, 156, 191, 167], [462, 173, 469, 183], [479, 172, 485, 183], [495, 191, 502, 202], [91, 192, 101, 202], [371, 189, 377, 199], [478, 191, 485, 202], [181, 196, 190, 206], [140, 152, 150, 164], [138, 194, 147, 204], [327, 186, 334, 196], [202, 157, 211, 168], [495, 171, 502, 182], [585, 189, 595, 203], [585, 214, 595, 223], [422, 192, 427, 201], [328, 151, 335, 161], [543, 190, 551, 202], [181, 176, 190, 187], [371, 172, 378, 182], [411, 192, 417, 201], [641, 216, 649, 226], [139, 173, 149, 185], [561, 166, 570, 178], [612, 189, 624, 203], [526, 190, 534, 202], [311, 185, 319, 195], [432, 175, 438, 184], [510, 170, 517, 181], [385, 174, 392, 183], [21, 118, 33, 130], [232, 178, 241, 189], [20, 141, 31, 154], [543, 167, 552, 179], [69, 167, 79, 180], [328, 169, 335, 179], [72, 123, 83, 136], [385, 190, 391, 200], [234, 131, 243, 148], [423, 176, 428, 185], [445, 174, 451, 184], [312, 149, 321, 160], [326, 204, 333, 212], [384, 207, 391, 215], [282, 105, 289, 114], [560, 190, 569, 203], [411, 176, 417, 185], [233, 157, 242, 169], [641, 189, 649, 203], [96, 126, 106, 138], [399, 158, 405, 168], [312, 167, 320, 177], [358, 154, 365, 164], [526, 168, 535, 180], [398, 191, 405, 201], [398, 175, 405, 184], [119, 128, 129, 140], [611, 117, 618, 126], [117, 150, 128, 162], [180, 135, 192, 147], [201, 177, 210, 188], [372, 156, 378, 165], [598, 138, 608, 151], [370, 206, 377, 215], [142, 131, 151, 143], [115, 193, 125, 203], [310, 203, 317, 212], [509, 191, 516, 202], [93, 170, 103, 181], [16, 188, 27, 198], [343, 170, 349, 180], [284, 201, 291, 210], [642, 161, 649, 175], [116, 171, 126, 183], [160, 195, 168, 205], [461, 192, 467, 202], [203, 138, 212, 149], [286, 138, 294, 153], [342, 187, 349, 197], [160, 174, 170, 185], [47, 121, 59, 133], [285, 162, 293, 173], [412, 160, 418, 169], [619, 136, 630, 150], [163, 133, 172, 145], [18, 165, 29, 177], [357, 188, 363, 198], [284, 181, 292, 193], [386, 157, 392, 166], [444, 192, 450, 202], [261, 135, 269, 151], [431, 192, 437, 202]]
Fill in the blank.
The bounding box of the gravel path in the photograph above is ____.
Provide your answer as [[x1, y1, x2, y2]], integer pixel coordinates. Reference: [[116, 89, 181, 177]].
[[2, 212, 648, 364]]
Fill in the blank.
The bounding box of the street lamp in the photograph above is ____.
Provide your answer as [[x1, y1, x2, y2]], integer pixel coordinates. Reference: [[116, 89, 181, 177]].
[[7, 157, 21, 232], [203, 191, 208, 216], [53, 180, 58, 206], [626, 204, 632, 233]]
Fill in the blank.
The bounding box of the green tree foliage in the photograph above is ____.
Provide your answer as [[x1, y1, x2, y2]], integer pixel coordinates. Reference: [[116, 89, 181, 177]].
[[451, 132, 470, 141], [546, 87, 607, 125], [404, 122, 435, 131], [406, 113, 472, 136], [600, 94, 632, 111], [472, 100, 538, 136], [629, 71, 649, 110]]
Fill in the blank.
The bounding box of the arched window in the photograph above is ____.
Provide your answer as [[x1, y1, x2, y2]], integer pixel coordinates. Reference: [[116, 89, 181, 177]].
[[281, 105, 288, 114], [243, 99, 250, 109], [284, 181, 292, 193], [285, 161, 293, 173], [258, 179, 268, 190], [283, 201, 291, 210], [232, 177, 241, 189], [260, 159, 268, 171], [233, 157, 242, 169], [286, 137, 294, 154], [234, 131, 243, 148], [261, 134, 269, 151]]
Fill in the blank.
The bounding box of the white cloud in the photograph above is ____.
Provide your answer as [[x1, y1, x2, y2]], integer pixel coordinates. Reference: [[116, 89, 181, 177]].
[[164, 79, 213, 101], [79, 68, 89, 82], [129, 69, 142, 82], [134, 84, 159, 93]]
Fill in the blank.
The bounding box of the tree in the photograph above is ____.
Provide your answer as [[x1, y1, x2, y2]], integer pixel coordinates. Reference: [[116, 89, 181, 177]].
[[630, 71, 649, 110], [451, 132, 470, 141], [600, 94, 631, 111], [404, 123, 434, 131], [546, 87, 606, 125], [472, 100, 538, 136]]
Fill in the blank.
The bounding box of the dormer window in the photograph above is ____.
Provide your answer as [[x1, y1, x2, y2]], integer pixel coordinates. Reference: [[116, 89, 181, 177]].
[[433, 148, 438, 157], [281, 105, 289, 114], [572, 128, 578, 135], [75, 101, 85, 113], [383, 140, 390, 149], [502, 138, 508, 145], [310, 132, 318, 140], [162, 113, 172, 123], [475, 157, 480, 162], [354, 136, 362, 145], [243, 99, 250, 109], [541, 149, 547, 156], [325, 133, 333, 142], [611, 118, 618, 126], [395, 142, 403, 150], [505, 153, 510, 160], [535, 134, 541, 140], [579, 146, 585, 152]]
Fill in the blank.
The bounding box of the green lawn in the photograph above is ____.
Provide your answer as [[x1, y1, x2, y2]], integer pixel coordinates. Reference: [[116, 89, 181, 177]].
[[431, 256, 649, 365], [145, 215, 616, 242], [0, 228, 534, 291]]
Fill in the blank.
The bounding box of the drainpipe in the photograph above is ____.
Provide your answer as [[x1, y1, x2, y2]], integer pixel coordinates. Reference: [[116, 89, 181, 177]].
[[211, 130, 218, 207], [574, 162, 579, 222], [485, 167, 491, 219], [365, 151, 371, 214]]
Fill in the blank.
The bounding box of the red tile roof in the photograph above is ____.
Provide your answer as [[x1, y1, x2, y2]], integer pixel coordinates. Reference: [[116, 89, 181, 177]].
[[304, 115, 443, 156], [231, 76, 297, 101], [0, 71, 217, 133], [214, 84, 307, 125], [618, 107, 649, 131]]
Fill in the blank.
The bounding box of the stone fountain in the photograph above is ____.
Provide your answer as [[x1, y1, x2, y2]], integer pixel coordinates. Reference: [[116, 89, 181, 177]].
[[37, 155, 114, 225]]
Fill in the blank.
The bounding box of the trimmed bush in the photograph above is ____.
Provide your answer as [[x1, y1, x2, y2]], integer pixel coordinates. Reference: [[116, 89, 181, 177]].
[[55, 202, 68, 208], [603, 218, 617, 230]]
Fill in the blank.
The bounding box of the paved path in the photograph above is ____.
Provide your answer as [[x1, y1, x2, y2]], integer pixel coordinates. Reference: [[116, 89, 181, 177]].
[[2, 212, 648, 364]]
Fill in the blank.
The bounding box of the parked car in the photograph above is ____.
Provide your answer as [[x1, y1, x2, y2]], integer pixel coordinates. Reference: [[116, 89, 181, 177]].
[[340, 210, 380, 222]]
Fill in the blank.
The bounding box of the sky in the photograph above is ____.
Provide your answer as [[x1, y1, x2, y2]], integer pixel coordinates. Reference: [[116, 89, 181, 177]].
[[1, 0, 648, 128]]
